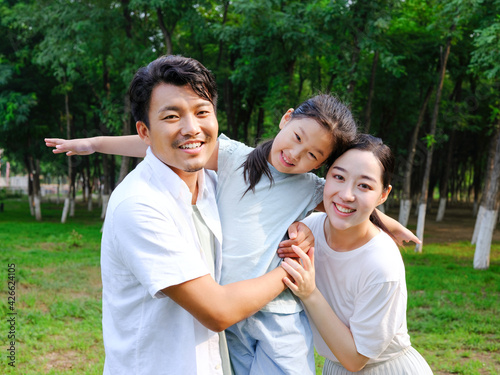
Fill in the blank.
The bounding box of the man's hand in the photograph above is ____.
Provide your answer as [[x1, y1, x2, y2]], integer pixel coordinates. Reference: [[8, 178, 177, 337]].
[[277, 222, 314, 258], [45, 138, 96, 156]]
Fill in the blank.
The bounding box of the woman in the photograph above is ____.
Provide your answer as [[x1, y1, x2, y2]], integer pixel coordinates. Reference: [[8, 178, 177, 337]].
[[281, 134, 433, 374]]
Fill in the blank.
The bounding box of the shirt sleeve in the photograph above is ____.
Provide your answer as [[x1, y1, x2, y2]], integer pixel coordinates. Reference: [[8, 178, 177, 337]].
[[111, 196, 210, 298], [312, 175, 325, 207], [349, 280, 407, 359], [217, 134, 240, 174]]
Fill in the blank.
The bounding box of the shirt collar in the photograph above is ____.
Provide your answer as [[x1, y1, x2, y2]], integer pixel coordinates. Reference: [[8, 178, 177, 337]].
[[143, 147, 209, 203]]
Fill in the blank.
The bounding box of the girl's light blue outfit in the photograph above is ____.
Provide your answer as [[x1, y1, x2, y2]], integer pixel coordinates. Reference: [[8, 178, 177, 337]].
[[216, 135, 324, 374]]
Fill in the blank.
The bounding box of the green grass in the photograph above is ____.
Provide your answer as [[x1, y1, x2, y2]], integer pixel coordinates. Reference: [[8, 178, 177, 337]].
[[0, 198, 104, 374], [0, 198, 499, 374]]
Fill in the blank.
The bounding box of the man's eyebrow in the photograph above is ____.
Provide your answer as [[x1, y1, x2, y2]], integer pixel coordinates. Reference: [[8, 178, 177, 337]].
[[332, 166, 377, 182], [157, 102, 211, 113], [298, 126, 325, 156]]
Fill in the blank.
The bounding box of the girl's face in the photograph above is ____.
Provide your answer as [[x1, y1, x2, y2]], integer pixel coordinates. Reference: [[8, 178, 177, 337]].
[[269, 109, 334, 175], [323, 149, 391, 232]]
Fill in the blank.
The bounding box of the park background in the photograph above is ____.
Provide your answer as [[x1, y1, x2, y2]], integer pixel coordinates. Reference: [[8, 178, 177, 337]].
[[0, 0, 499, 374]]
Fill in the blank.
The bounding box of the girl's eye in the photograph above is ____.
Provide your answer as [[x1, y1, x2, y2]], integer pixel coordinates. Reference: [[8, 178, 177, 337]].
[[295, 133, 301, 142], [309, 152, 318, 160], [359, 183, 372, 190], [333, 174, 344, 181]]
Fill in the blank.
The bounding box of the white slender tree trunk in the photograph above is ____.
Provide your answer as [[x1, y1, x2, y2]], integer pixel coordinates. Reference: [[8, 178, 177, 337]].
[[34, 194, 42, 221], [61, 197, 70, 223], [101, 194, 110, 219], [471, 205, 485, 245], [473, 118, 500, 269], [29, 194, 35, 216], [415, 203, 426, 253], [473, 209, 497, 269], [436, 197, 447, 222], [399, 199, 411, 227]]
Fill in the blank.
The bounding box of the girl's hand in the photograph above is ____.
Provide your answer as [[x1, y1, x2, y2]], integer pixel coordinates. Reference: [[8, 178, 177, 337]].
[[45, 138, 96, 156], [393, 225, 421, 246], [281, 245, 316, 300], [277, 222, 314, 258]]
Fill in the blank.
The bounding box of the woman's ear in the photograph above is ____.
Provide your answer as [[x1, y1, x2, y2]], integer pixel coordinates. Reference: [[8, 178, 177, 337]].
[[278, 108, 294, 130], [136, 121, 152, 146], [378, 185, 392, 206]]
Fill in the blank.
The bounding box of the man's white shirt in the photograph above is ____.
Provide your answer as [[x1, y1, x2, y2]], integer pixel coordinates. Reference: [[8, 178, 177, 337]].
[[101, 147, 224, 374]]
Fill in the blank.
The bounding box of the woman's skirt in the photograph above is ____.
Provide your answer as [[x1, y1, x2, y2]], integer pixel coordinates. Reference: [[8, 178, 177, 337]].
[[322, 346, 433, 375]]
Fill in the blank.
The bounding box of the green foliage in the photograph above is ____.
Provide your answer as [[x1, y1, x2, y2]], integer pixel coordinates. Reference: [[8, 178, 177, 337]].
[[0, 0, 498, 204]]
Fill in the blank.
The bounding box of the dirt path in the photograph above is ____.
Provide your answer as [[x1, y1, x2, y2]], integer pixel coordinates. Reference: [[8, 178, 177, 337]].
[[386, 204, 500, 244]]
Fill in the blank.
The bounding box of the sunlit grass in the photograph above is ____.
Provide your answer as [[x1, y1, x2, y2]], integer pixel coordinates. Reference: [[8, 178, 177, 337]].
[[0, 198, 499, 374], [0, 198, 103, 374]]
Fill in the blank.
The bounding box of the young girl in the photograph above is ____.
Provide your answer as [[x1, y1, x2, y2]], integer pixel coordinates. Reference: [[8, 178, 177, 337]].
[[281, 134, 433, 375], [45, 96, 417, 374]]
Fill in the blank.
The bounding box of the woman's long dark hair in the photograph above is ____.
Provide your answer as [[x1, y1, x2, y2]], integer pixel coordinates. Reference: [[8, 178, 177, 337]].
[[340, 134, 396, 240], [241, 94, 357, 195]]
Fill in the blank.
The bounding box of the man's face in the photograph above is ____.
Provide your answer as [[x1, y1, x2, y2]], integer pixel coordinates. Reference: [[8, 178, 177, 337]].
[[138, 83, 218, 180]]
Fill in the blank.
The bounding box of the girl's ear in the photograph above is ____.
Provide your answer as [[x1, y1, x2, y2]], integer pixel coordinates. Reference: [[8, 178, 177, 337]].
[[278, 108, 294, 130], [378, 185, 392, 206], [136, 121, 152, 146]]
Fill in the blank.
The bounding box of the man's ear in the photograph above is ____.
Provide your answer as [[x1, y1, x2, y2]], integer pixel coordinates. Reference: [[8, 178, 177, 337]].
[[278, 108, 294, 130], [136, 121, 151, 145], [378, 185, 392, 206]]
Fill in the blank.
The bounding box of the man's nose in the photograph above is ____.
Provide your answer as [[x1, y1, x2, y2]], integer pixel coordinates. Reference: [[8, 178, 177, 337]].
[[181, 115, 201, 135]]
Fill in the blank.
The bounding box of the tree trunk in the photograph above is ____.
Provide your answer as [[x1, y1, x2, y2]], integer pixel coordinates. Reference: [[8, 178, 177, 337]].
[[26, 155, 42, 221], [216, 1, 230, 67], [436, 130, 455, 222], [156, 8, 176, 55], [118, 96, 132, 184], [399, 85, 433, 226], [415, 33, 454, 253], [363, 50, 379, 133], [101, 154, 112, 219], [473, 119, 500, 269], [61, 78, 74, 224]]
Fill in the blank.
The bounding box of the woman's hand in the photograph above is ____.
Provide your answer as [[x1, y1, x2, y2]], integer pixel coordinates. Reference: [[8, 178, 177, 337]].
[[281, 245, 316, 300]]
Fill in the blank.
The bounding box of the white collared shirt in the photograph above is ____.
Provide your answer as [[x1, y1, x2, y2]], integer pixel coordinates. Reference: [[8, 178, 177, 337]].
[[101, 148, 224, 374]]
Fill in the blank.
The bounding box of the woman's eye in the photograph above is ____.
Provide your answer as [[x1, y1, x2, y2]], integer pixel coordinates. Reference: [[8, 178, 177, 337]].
[[359, 183, 372, 190], [295, 133, 301, 142]]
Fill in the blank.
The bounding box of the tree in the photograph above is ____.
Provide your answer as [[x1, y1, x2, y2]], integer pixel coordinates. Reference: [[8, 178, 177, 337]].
[[469, 0, 500, 269]]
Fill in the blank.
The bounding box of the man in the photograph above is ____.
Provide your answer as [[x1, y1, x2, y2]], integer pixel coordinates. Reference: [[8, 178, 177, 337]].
[[82, 55, 295, 374]]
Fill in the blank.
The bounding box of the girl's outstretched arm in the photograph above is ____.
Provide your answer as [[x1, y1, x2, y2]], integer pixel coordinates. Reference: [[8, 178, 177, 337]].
[[375, 209, 421, 245], [45, 135, 147, 158], [281, 246, 370, 372]]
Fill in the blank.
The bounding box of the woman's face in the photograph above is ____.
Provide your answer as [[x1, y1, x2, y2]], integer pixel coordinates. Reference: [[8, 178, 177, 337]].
[[323, 149, 391, 232]]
